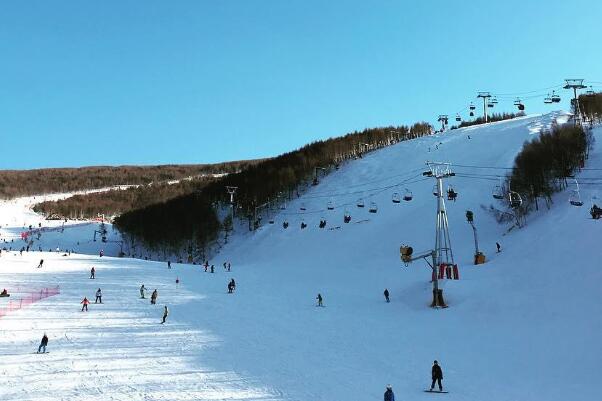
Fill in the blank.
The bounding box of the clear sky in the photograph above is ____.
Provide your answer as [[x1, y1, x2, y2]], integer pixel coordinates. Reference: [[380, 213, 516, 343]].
[[1, 0, 601, 169]]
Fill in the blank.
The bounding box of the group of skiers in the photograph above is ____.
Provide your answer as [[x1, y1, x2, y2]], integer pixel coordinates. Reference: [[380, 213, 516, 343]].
[[383, 360, 445, 399]]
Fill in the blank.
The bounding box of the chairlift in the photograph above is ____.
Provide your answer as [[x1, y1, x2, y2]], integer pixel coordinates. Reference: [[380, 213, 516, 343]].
[[447, 186, 458, 201], [432, 184, 439, 197], [469, 111, 474, 117], [509, 191, 522, 208], [586, 86, 595, 97], [403, 188, 413, 201], [469, 103, 476, 111], [269, 219, 274, 224], [283, 220, 289, 229], [569, 178, 583, 207], [300, 203, 306, 211], [544, 94, 553, 104], [551, 91, 561, 103], [343, 210, 351, 223], [455, 114, 461, 122], [300, 221, 307, 229], [487, 102, 494, 108], [327, 200, 335, 210], [514, 98, 525, 111], [319, 218, 327, 229], [369, 202, 378, 213], [392, 192, 401, 203], [491, 97, 498, 104], [357, 198, 365, 208], [492, 183, 505, 200]]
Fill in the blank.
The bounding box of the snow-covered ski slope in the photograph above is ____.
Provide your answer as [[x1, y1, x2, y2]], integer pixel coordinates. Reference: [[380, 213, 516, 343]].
[[1, 112, 601, 401]]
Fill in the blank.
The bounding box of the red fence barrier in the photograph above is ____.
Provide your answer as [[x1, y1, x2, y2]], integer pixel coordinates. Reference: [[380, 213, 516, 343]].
[[0, 286, 60, 318]]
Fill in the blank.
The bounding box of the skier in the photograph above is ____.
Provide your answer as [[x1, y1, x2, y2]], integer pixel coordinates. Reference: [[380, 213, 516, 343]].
[[161, 305, 169, 324], [223, 262, 227, 270], [81, 297, 90, 311], [316, 293, 323, 307], [384, 384, 395, 401], [496, 242, 501, 253], [167, 261, 171, 269], [90, 267, 95, 279], [228, 282, 233, 293], [204, 261, 209, 272], [227, 262, 231, 272], [384, 288, 390, 303], [176, 277, 180, 288], [140, 284, 146, 299], [210, 265, 215, 273], [37, 333, 49, 353], [95, 288, 102, 304], [150, 289, 158, 305], [430, 360, 443, 392], [37, 259, 44, 268], [99, 249, 104, 257]]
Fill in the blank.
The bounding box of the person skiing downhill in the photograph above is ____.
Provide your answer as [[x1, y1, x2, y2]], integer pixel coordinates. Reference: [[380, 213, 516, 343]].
[[316, 293, 323, 307], [384, 289, 390, 303], [150, 289, 158, 305], [161, 305, 169, 324], [140, 284, 146, 299], [496, 242, 501, 253], [430, 360, 443, 392], [95, 288, 102, 304], [37, 259, 44, 268], [167, 261, 171, 269], [90, 267, 95, 279], [37, 333, 49, 353], [384, 384, 395, 401], [81, 297, 90, 311]]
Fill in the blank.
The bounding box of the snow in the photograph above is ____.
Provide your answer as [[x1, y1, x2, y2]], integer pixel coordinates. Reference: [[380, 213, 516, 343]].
[[1, 112, 601, 401]]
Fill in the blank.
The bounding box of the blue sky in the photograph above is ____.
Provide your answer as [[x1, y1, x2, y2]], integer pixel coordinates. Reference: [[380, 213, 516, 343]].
[[1, 0, 600, 169]]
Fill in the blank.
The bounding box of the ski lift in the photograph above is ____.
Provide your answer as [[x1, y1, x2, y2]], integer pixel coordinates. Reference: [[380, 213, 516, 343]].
[[492, 183, 505, 200], [447, 186, 458, 201], [509, 191, 522, 208], [469, 103, 476, 111], [487, 102, 494, 108], [283, 220, 289, 229], [586, 86, 595, 97], [544, 94, 553, 104], [403, 188, 413, 201], [551, 91, 561, 103], [432, 184, 439, 197], [392, 192, 401, 203], [300, 203, 306, 211], [269, 219, 274, 224], [569, 178, 583, 207], [343, 210, 351, 223], [357, 198, 365, 208], [469, 111, 474, 117], [319, 219, 327, 229], [491, 97, 498, 104], [369, 202, 378, 213], [301, 221, 307, 229], [327, 200, 335, 210], [514, 98, 525, 111], [455, 114, 461, 122]]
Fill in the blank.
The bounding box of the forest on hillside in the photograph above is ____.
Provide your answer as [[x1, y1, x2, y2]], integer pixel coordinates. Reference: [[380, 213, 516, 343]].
[[450, 112, 525, 130], [0, 160, 260, 199], [114, 122, 433, 257]]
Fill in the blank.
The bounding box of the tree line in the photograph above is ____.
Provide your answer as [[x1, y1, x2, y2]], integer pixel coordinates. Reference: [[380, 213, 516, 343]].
[[0, 161, 260, 199], [450, 112, 525, 130], [579, 91, 602, 124], [114, 122, 433, 258]]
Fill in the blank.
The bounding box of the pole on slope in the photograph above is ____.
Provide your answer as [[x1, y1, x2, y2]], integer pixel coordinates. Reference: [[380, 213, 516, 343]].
[[226, 186, 238, 232], [477, 92, 491, 123], [564, 79, 587, 126]]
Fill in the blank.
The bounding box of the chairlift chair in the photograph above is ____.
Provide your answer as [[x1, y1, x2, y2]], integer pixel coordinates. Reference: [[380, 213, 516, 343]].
[[319, 218, 327, 229], [586, 87, 595, 97], [327, 201, 335, 210], [447, 186, 458, 201], [455, 115, 461, 122], [551, 91, 561, 103], [469, 103, 476, 111], [509, 191, 523, 208], [518, 103, 525, 111], [283, 220, 289, 229], [369, 202, 378, 213], [357, 198, 365, 208], [487, 102, 494, 108], [403, 188, 413, 201], [569, 178, 584, 206], [491, 97, 498, 104], [392, 192, 401, 204], [300, 221, 307, 229], [300, 203, 306, 211], [544, 94, 553, 104], [432, 184, 439, 197], [469, 111, 474, 117], [343, 210, 351, 223], [492, 185, 505, 200]]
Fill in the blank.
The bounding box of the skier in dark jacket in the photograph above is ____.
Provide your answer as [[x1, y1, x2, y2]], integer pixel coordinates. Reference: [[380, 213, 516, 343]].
[[430, 360, 443, 391], [316, 293, 323, 307], [384, 289, 390, 303], [37, 333, 49, 353], [37, 259, 44, 268], [140, 284, 146, 299], [150, 289, 158, 305], [90, 267, 95, 279], [496, 242, 501, 253], [161, 305, 169, 324], [384, 384, 395, 401]]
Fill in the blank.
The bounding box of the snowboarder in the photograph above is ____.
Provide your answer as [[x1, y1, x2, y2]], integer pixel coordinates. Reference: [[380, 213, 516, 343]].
[[167, 261, 171, 269], [37, 259, 44, 268], [161, 305, 169, 324], [384, 384, 395, 401], [384, 289, 390, 303], [140, 284, 146, 299], [90, 267, 95, 279], [151, 289, 158, 305], [95, 288, 102, 304], [430, 360, 443, 392], [496, 242, 501, 253], [210, 265, 215, 273], [316, 293, 323, 307], [37, 333, 49, 353], [81, 297, 90, 311]]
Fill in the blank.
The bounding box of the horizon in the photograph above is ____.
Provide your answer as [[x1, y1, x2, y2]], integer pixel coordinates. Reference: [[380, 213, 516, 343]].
[[1, 0, 600, 169]]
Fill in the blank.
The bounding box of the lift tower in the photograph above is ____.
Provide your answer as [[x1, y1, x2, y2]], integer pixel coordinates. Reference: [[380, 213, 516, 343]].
[[437, 115, 449, 131], [225, 186, 238, 231], [564, 79, 587, 126], [477, 92, 492, 123]]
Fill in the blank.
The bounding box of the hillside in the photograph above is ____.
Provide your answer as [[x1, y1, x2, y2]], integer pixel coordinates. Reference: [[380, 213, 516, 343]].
[[1, 112, 601, 401]]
